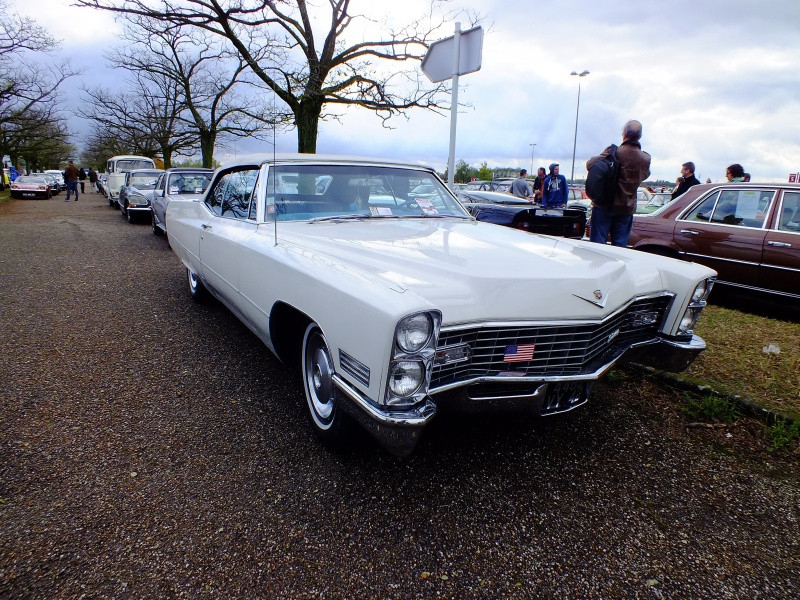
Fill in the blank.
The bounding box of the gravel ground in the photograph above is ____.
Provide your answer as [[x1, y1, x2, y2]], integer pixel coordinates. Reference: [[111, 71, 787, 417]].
[[1, 193, 798, 599]]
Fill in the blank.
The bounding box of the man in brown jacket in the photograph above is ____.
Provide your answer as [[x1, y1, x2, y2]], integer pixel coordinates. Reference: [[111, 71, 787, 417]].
[[64, 160, 80, 202], [586, 120, 651, 246]]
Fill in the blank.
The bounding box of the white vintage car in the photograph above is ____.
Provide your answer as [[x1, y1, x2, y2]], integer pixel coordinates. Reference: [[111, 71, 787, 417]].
[[167, 155, 717, 456]]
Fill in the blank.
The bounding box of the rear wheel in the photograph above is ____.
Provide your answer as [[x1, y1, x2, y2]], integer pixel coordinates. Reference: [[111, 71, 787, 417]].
[[187, 268, 207, 302], [301, 324, 352, 448]]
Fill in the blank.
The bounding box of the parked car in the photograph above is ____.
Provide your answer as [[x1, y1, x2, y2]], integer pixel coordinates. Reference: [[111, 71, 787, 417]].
[[32, 173, 61, 195], [457, 189, 587, 238], [629, 182, 799, 299], [44, 169, 67, 191], [636, 192, 672, 214], [118, 169, 164, 223], [463, 180, 507, 192], [166, 155, 717, 456], [150, 168, 214, 236], [9, 176, 52, 199], [97, 173, 107, 197], [105, 155, 158, 207]]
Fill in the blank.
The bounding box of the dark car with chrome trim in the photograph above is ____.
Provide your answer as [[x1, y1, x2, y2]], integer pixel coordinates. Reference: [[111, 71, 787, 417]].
[[629, 182, 799, 300], [457, 189, 587, 238], [118, 169, 164, 224]]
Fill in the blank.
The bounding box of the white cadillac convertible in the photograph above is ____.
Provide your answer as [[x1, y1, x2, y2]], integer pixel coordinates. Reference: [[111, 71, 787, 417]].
[[167, 155, 717, 456]]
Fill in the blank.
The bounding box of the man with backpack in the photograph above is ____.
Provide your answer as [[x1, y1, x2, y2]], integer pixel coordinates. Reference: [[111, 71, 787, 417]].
[[585, 120, 651, 247]]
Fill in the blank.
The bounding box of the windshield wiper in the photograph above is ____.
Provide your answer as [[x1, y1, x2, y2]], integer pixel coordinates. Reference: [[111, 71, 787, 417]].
[[308, 213, 371, 223]]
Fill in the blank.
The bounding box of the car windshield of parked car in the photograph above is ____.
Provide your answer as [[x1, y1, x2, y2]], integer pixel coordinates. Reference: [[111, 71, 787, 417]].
[[129, 172, 162, 190], [117, 159, 156, 171], [264, 164, 471, 221], [683, 188, 775, 228], [168, 173, 211, 195], [15, 176, 46, 185]]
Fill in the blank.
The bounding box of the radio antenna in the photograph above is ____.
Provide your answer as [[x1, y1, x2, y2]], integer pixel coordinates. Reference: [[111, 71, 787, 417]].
[[272, 75, 278, 246]]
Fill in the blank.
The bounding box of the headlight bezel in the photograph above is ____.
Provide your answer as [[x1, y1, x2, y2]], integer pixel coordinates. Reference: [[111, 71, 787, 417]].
[[677, 277, 716, 336], [384, 311, 442, 408]]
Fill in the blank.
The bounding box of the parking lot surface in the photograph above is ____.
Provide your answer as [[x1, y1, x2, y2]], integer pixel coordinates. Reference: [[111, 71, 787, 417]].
[[1, 194, 798, 598]]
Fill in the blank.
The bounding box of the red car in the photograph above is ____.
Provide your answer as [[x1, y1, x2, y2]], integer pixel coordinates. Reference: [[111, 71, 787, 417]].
[[628, 183, 800, 299], [9, 176, 52, 199]]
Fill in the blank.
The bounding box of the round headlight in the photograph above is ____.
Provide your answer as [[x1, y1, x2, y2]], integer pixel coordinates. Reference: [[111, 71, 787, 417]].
[[395, 313, 433, 353], [388, 361, 425, 397], [691, 281, 707, 303], [679, 307, 702, 334]]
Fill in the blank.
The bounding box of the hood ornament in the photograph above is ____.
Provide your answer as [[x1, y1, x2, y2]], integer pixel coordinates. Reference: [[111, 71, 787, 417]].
[[574, 288, 609, 308]]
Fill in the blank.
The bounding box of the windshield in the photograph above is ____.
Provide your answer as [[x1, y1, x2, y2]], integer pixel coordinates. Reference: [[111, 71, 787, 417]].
[[168, 172, 212, 195], [265, 164, 471, 221], [129, 171, 162, 189], [116, 159, 156, 172]]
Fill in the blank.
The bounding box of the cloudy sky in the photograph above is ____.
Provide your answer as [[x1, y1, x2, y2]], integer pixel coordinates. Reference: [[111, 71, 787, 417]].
[[19, 0, 800, 183]]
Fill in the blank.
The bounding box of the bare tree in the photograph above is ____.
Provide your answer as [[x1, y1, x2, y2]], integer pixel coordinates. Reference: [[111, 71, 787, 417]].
[[0, 0, 78, 166], [78, 67, 197, 169], [106, 18, 286, 167], [75, 0, 477, 153]]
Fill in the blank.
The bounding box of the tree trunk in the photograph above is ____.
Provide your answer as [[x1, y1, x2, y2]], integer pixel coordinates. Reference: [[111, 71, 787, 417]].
[[160, 149, 172, 170], [295, 97, 323, 154], [199, 130, 215, 168]]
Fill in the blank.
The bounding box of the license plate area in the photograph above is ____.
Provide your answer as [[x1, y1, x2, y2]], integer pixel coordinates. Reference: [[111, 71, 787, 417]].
[[541, 381, 592, 415]]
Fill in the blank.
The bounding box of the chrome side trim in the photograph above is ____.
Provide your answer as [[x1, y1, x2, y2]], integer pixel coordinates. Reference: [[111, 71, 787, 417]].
[[339, 350, 370, 387], [684, 253, 760, 268]]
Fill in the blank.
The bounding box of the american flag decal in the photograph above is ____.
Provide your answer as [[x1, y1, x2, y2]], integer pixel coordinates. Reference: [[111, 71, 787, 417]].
[[504, 343, 535, 363]]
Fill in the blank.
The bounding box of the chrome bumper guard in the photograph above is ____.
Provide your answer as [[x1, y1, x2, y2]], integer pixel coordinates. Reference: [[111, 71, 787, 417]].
[[619, 333, 706, 372], [333, 374, 436, 457]]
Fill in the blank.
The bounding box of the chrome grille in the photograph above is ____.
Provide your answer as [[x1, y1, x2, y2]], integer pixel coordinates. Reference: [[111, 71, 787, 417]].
[[431, 294, 673, 388]]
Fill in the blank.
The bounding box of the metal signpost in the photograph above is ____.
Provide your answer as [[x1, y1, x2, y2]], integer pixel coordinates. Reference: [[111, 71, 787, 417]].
[[421, 24, 484, 188]]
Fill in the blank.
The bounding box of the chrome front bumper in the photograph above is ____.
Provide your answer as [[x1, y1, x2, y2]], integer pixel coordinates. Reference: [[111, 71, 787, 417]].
[[333, 334, 706, 456]]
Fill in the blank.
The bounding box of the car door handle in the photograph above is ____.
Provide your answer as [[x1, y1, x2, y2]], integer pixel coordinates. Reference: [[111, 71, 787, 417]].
[[679, 229, 699, 236], [201, 224, 212, 230], [767, 241, 791, 248]]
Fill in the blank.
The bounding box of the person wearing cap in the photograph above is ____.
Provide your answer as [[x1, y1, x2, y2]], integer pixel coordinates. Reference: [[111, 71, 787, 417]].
[[510, 169, 531, 199], [542, 163, 568, 208]]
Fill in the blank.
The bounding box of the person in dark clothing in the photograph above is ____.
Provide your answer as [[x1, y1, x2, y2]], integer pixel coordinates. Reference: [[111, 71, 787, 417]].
[[78, 167, 87, 193], [88, 168, 98, 192], [532, 167, 546, 202], [64, 160, 80, 202], [586, 120, 651, 247], [542, 163, 568, 208], [672, 162, 701, 199]]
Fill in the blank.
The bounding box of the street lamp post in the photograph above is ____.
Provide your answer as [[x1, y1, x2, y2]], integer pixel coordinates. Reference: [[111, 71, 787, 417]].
[[529, 143, 536, 175], [570, 70, 590, 183]]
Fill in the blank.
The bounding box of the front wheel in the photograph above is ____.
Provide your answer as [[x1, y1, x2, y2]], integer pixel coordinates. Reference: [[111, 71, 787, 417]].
[[301, 324, 352, 448], [126, 205, 135, 223], [187, 268, 207, 302], [151, 210, 162, 235]]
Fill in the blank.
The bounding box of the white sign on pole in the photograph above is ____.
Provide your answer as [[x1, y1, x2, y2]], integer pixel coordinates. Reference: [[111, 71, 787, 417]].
[[421, 26, 484, 83], [421, 24, 484, 188]]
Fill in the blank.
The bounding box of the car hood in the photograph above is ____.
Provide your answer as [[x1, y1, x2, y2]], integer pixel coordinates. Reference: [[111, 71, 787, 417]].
[[279, 219, 671, 324]]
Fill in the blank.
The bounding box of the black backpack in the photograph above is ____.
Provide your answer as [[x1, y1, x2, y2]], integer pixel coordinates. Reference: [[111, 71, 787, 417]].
[[585, 144, 620, 208]]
